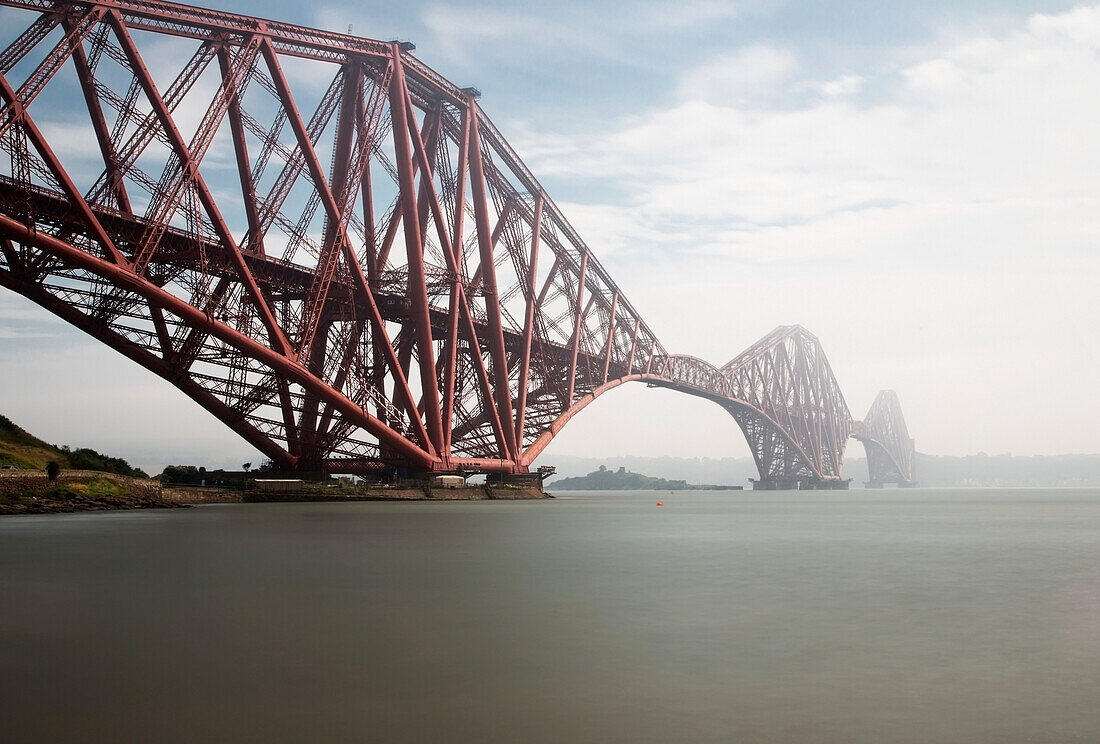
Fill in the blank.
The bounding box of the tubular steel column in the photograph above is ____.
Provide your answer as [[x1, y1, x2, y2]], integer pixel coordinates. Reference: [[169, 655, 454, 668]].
[[515, 193, 544, 449], [467, 102, 519, 462], [388, 45, 446, 459], [567, 252, 588, 403]]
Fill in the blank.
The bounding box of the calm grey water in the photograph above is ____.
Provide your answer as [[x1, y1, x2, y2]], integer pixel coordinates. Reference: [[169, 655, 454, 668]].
[[2, 488, 1099, 743]]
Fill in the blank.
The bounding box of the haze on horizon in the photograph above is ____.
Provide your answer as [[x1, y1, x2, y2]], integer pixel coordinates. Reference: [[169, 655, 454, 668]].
[[1, 0, 1097, 474]]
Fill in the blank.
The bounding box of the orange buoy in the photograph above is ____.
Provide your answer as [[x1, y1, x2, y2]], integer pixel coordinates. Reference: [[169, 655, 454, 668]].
[[656, 501, 663, 506]]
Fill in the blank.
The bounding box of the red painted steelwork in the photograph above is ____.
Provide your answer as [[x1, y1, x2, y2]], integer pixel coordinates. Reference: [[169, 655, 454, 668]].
[[851, 390, 916, 486], [645, 327, 852, 486], [719, 326, 852, 484], [0, 0, 664, 475], [0, 0, 904, 484]]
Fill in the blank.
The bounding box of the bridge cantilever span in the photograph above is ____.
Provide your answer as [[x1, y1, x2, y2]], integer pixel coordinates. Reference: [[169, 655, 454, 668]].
[[851, 390, 916, 487], [0, 0, 907, 488], [0, 0, 669, 477], [646, 327, 853, 489]]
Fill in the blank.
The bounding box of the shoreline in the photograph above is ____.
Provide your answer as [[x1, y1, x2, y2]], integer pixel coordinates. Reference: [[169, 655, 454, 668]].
[[0, 471, 550, 515]]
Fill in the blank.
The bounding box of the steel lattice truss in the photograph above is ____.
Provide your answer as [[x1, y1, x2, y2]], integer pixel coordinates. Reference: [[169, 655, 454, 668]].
[[0, 0, 666, 474], [720, 326, 851, 484], [650, 326, 852, 485], [0, 0, 899, 483], [851, 390, 915, 486]]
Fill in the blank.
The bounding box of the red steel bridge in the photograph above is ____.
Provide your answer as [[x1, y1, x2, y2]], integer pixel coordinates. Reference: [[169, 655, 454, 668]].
[[852, 390, 916, 487], [0, 0, 915, 488]]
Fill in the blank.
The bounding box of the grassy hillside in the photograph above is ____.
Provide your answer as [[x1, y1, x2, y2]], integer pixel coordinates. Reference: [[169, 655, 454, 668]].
[[1, 414, 148, 477], [0, 414, 69, 470]]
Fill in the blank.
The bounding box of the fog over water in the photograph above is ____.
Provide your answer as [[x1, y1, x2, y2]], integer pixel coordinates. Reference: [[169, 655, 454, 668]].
[[3, 488, 1099, 743]]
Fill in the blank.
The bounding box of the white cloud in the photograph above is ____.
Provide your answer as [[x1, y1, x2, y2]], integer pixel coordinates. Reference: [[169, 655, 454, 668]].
[[513, 4, 1100, 455], [0, 295, 65, 341], [633, 1, 739, 31], [313, 7, 393, 40], [417, 5, 597, 65], [409, 1, 742, 65], [678, 44, 798, 106], [811, 74, 864, 99], [524, 7, 1100, 243], [0, 296, 63, 323], [552, 200, 690, 257]]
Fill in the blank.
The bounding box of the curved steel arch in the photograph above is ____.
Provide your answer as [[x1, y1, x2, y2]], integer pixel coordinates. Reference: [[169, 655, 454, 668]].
[[566, 348, 852, 488], [520, 352, 836, 490]]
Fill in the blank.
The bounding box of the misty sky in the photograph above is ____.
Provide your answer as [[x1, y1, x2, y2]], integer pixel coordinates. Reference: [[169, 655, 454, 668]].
[[1, 0, 1097, 473]]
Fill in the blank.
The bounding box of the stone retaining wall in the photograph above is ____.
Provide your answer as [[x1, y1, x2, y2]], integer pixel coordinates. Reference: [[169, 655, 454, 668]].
[[1, 469, 549, 507]]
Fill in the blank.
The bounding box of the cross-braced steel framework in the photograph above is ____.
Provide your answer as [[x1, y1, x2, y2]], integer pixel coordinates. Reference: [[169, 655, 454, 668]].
[[721, 326, 851, 487], [851, 390, 916, 487], [648, 326, 852, 488], [638, 325, 849, 488], [0, 0, 904, 486]]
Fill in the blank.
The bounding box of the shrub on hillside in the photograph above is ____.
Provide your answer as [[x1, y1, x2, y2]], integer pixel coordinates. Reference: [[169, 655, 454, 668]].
[[59, 446, 148, 478]]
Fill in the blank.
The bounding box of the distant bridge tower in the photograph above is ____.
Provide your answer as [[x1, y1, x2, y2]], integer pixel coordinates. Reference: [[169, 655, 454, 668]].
[[720, 326, 852, 490], [851, 390, 916, 487]]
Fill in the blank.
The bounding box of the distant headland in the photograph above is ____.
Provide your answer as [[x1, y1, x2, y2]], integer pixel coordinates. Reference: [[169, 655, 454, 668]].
[[549, 465, 742, 491]]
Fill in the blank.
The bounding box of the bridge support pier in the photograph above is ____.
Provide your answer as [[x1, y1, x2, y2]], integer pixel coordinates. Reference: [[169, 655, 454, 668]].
[[802, 479, 850, 490], [751, 478, 851, 491], [750, 478, 801, 491], [485, 467, 556, 491]]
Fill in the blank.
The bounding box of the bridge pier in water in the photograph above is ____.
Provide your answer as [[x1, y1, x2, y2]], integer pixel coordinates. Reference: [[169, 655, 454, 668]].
[[751, 478, 851, 491], [485, 470, 553, 489]]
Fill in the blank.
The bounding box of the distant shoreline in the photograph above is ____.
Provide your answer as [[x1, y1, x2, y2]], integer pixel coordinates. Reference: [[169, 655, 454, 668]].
[[549, 484, 744, 491]]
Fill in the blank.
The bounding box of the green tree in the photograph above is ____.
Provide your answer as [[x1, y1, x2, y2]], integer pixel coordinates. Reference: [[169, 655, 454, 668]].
[[60, 445, 147, 478], [159, 465, 200, 484]]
